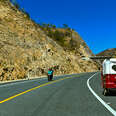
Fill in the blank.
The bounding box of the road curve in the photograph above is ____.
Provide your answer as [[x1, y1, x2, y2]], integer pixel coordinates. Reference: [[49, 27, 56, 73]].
[[0, 72, 114, 116]]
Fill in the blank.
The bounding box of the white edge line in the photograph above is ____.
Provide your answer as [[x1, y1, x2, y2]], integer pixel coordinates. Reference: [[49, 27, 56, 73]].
[[87, 72, 116, 116]]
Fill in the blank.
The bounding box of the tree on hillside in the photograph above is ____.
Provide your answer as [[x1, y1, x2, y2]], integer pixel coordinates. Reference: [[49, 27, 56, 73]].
[[49, 24, 56, 29], [52, 25, 56, 29], [63, 24, 69, 29], [10, 0, 20, 9]]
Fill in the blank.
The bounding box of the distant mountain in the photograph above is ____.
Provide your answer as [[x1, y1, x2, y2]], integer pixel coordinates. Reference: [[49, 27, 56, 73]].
[[0, 0, 99, 81], [97, 48, 116, 57]]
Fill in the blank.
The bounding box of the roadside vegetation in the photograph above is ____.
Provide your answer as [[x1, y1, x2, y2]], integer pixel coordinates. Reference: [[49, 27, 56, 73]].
[[38, 23, 80, 51]]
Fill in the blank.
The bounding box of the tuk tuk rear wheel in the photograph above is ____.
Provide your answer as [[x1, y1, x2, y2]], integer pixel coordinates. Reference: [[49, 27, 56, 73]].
[[103, 89, 109, 96]]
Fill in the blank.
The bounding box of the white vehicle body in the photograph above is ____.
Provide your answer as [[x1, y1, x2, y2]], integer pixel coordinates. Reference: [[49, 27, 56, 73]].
[[102, 58, 116, 75]]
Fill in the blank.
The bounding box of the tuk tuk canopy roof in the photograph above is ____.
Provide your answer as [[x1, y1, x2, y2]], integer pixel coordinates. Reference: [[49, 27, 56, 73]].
[[103, 58, 116, 75]]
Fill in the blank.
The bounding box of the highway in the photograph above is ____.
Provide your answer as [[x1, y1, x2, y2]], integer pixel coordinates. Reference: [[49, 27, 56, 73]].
[[0, 72, 115, 116]]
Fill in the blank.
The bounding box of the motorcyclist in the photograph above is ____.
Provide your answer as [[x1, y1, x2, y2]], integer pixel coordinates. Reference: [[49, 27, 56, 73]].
[[47, 68, 54, 81]]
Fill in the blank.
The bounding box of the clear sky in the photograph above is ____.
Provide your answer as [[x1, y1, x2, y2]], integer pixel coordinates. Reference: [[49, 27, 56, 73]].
[[16, 0, 116, 54]]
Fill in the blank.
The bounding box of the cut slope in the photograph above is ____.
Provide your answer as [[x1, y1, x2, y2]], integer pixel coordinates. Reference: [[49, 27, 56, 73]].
[[0, 0, 98, 81]]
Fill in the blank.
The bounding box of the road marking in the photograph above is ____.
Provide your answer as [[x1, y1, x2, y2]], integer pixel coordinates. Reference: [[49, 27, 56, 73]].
[[87, 72, 116, 116], [0, 76, 78, 104], [0, 74, 77, 88]]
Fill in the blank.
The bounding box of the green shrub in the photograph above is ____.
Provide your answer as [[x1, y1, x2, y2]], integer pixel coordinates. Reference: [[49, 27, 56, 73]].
[[14, 3, 19, 9], [47, 30, 54, 38], [63, 24, 69, 29], [54, 31, 64, 40], [47, 30, 65, 46]]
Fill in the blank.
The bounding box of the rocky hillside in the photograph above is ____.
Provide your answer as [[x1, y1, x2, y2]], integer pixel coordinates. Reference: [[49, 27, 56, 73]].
[[97, 48, 116, 57], [0, 0, 99, 81]]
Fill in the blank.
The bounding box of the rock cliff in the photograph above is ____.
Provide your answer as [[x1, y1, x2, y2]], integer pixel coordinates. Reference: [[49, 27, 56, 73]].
[[0, 0, 98, 81]]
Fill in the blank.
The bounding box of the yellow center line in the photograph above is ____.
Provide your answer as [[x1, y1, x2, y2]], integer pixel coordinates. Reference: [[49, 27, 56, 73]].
[[0, 75, 78, 104]]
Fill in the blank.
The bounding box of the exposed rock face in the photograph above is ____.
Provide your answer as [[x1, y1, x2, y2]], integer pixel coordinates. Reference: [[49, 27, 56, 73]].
[[0, 0, 98, 81]]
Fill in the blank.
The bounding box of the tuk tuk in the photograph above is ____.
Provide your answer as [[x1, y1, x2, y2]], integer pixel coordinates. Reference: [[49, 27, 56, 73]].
[[101, 58, 116, 95]]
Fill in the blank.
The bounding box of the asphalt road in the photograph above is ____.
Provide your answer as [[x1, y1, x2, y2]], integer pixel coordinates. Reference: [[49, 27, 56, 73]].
[[0, 72, 115, 116]]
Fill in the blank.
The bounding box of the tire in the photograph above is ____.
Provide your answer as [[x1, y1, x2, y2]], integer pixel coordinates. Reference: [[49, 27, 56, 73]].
[[48, 75, 50, 81], [103, 89, 109, 96], [50, 75, 53, 81]]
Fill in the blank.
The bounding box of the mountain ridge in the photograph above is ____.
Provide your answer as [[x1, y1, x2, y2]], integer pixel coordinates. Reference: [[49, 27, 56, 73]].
[[97, 48, 116, 58]]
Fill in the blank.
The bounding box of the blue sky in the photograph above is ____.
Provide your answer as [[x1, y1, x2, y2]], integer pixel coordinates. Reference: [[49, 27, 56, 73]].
[[16, 0, 116, 54]]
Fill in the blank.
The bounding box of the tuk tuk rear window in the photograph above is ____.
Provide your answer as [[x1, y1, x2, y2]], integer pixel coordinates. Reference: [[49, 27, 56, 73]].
[[112, 65, 116, 71]]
